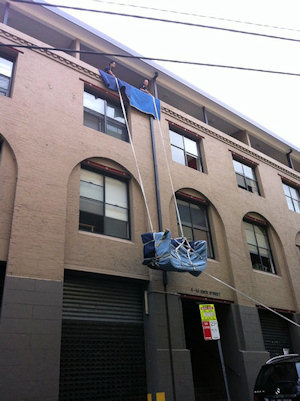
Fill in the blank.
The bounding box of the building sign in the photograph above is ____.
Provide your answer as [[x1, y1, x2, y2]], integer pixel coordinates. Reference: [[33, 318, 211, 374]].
[[199, 304, 220, 341]]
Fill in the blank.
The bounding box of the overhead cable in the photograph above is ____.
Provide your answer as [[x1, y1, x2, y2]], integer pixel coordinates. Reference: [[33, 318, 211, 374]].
[[9, 0, 300, 44], [89, 0, 300, 34], [1, 43, 299, 77]]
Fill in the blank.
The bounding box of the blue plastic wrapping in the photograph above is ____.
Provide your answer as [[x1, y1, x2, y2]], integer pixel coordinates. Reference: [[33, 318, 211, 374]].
[[141, 230, 207, 277]]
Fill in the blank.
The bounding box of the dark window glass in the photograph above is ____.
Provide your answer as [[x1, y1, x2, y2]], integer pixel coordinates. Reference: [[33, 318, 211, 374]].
[[283, 183, 300, 213], [177, 198, 214, 258], [233, 159, 259, 194], [0, 54, 14, 97], [169, 128, 202, 171], [83, 91, 128, 141], [244, 221, 276, 273], [79, 167, 129, 239], [255, 363, 299, 391]]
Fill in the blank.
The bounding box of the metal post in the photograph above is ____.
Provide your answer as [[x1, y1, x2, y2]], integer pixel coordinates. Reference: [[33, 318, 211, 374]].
[[3, 2, 10, 24], [150, 72, 176, 401], [286, 149, 294, 170], [217, 339, 231, 401]]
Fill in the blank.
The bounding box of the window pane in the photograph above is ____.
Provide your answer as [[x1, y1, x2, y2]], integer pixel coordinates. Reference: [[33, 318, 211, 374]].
[[79, 210, 103, 233], [105, 177, 127, 208], [171, 146, 185, 165], [169, 130, 184, 148], [186, 154, 198, 170], [106, 103, 125, 123], [84, 111, 103, 131], [106, 121, 126, 140], [177, 200, 192, 226], [293, 199, 300, 213], [248, 244, 259, 254], [84, 91, 105, 114], [245, 225, 256, 245], [190, 204, 207, 228], [261, 256, 273, 272], [283, 183, 291, 196], [236, 174, 246, 189], [80, 181, 103, 202], [258, 247, 269, 257], [81, 169, 103, 186], [80, 197, 103, 215], [0, 75, 9, 92], [250, 252, 261, 270], [233, 160, 243, 174], [104, 216, 128, 239], [243, 165, 255, 179], [105, 204, 128, 222], [286, 196, 294, 211], [182, 225, 193, 241], [193, 229, 207, 242], [290, 187, 299, 200], [246, 178, 259, 194], [0, 57, 13, 77], [184, 137, 198, 156]]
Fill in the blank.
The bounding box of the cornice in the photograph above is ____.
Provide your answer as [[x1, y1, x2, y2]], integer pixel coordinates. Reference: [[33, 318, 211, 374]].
[[162, 106, 300, 182]]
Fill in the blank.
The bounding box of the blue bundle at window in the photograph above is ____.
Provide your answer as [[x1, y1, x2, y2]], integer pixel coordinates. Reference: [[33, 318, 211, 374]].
[[141, 230, 207, 277]]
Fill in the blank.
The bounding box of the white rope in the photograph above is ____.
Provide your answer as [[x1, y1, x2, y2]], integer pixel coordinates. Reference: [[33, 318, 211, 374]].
[[115, 78, 154, 233], [203, 271, 300, 328], [152, 97, 184, 237]]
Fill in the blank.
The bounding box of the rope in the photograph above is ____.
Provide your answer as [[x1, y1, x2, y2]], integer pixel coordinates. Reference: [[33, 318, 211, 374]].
[[152, 98, 185, 238], [115, 78, 154, 233], [203, 271, 300, 328]]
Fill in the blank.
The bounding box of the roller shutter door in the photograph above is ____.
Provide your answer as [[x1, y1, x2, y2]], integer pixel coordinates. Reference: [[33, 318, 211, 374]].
[[59, 271, 147, 401], [258, 309, 292, 357]]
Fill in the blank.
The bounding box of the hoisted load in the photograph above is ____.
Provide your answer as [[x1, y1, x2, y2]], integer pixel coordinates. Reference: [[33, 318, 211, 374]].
[[141, 230, 207, 277]]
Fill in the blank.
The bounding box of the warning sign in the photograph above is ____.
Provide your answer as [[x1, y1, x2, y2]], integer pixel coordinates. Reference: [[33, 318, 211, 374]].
[[199, 304, 220, 341]]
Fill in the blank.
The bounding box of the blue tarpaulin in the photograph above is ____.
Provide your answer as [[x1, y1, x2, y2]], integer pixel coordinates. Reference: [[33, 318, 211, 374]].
[[99, 70, 161, 119], [141, 230, 207, 277]]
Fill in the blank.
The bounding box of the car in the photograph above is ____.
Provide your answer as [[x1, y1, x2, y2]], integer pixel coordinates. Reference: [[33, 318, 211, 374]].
[[253, 354, 300, 401]]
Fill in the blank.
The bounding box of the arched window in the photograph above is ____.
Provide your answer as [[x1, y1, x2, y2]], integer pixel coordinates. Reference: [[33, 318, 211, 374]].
[[243, 215, 276, 274], [79, 161, 130, 239], [176, 192, 214, 258]]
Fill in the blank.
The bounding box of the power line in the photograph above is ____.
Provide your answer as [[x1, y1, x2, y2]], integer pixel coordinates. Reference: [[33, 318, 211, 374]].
[[1, 43, 300, 77], [10, 0, 300, 44], [89, 0, 300, 34]]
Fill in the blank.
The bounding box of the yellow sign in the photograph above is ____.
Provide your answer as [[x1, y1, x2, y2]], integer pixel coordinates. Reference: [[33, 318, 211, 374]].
[[199, 304, 217, 321]]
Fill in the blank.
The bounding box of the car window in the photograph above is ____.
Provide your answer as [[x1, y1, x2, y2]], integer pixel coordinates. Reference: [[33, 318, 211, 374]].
[[256, 363, 298, 391]]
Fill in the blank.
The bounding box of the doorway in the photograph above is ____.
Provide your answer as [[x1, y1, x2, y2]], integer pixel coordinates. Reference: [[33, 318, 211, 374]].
[[182, 298, 228, 401]]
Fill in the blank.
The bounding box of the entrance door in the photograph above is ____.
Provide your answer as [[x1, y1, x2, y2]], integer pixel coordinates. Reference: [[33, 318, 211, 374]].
[[59, 270, 147, 401], [182, 298, 228, 401]]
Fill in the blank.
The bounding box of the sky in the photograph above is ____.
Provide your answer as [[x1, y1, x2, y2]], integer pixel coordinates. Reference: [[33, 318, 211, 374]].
[[54, 0, 300, 150]]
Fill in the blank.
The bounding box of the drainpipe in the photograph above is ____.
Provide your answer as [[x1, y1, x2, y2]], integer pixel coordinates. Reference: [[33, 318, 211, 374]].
[[3, 2, 9, 24], [286, 149, 294, 170], [202, 106, 209, 124], [149, 71, 177, 401], [149, 72, 162, 232]]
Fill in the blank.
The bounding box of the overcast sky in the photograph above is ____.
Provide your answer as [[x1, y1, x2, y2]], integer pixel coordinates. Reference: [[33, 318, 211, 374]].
[[56, 0, 300, 149]]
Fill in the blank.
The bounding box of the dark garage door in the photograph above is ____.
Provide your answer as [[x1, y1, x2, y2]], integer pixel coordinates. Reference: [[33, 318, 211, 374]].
[[59, 271, 147, 401]]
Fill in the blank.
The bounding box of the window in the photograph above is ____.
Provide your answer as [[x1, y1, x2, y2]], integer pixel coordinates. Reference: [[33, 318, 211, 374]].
[[233, 158, 259, 194], [177, 197, 214, 258], [79, 166, 129, 239], [243, 220, 276, 274], [283, 182, 300, 213], [0, 53, 14, 96], [169, 128, 202, 171], [83, 90, 128, 141]]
